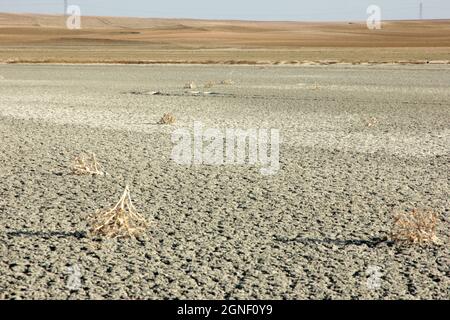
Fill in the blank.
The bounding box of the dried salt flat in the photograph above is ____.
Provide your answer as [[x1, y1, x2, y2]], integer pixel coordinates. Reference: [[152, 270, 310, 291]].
[[1, 64, 449, 299]]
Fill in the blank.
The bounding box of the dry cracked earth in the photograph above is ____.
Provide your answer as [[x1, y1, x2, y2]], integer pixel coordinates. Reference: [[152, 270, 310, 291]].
[[0, 64, 449, 299]]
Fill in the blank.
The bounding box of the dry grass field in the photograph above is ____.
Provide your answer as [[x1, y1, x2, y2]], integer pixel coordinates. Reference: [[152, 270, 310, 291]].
[[0, 13, 449, 64]]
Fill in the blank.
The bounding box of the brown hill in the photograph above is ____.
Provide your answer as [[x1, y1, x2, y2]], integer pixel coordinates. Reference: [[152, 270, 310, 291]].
[[1, 13, 449, 63]]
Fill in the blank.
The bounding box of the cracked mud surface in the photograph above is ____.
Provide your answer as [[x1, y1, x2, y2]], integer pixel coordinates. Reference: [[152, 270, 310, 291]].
[[0, 64, 449, 299]]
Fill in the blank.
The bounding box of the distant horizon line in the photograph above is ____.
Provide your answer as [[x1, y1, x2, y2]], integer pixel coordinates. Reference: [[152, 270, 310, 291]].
[[1, 11, 450, 24]]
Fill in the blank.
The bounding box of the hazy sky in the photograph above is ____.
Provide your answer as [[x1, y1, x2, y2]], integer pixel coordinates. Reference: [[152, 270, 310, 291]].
[[0, 0, 449, 21]]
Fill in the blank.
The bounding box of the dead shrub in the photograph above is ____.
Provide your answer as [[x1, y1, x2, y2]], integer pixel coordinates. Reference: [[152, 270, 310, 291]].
[[184, 81, 197, 89], [89, 185, 149, 238], [366, 117, 379, 127], [158, 113, 176, 125], [72, 152, 105, 176], [391, 209, 441, 245], [219, 79, 234, 85]]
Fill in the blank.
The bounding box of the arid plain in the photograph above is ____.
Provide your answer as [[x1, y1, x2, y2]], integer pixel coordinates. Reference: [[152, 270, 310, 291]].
[[0, 13, 450, 64], [0, 14, 449, 300]]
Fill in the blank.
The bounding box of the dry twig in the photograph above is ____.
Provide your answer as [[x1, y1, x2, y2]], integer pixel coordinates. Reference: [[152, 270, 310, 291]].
[[184, 81, 197, 89], [366, 117, 379, 127], [391, 209, 441, 245], [158, 113, 176, 125], [72, 152, 105, 176], [219, 79, 234, 85], [89, 185, 149, 238]]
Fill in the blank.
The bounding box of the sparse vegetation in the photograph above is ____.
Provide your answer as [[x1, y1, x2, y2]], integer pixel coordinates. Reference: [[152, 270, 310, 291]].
[[219, 79, 234, 85], [184, 81, 197, 89], [89, 185, 149, 238], [366, 117, 379, 127], [158, 113, 176, 125], [72, 152, 105, 176], [391, 209, 441, 245]]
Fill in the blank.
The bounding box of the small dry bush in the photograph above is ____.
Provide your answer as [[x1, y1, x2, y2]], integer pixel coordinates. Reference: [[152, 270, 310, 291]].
[[158, 113, 176, 125], [89, 185, 149, 238], [366, 117, 379, 127], [391, 209, 441, 245], [72, 153, 105, 176], [219, 79, 234, 85], [184, 81, 197, 89]]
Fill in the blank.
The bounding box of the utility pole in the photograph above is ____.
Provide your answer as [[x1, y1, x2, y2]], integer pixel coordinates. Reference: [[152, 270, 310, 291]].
[[419, 2, 423, 20]]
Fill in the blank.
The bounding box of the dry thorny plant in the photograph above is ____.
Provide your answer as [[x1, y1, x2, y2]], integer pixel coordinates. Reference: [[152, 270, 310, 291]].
[[158, 113, 176, 125], [72, 152, 105, 176], [366, 117, 379, 127], [391, 209, 441, 245], [219, 79, 234, 85], [184, 81, 197, 89], [89, 185, 149, 238]]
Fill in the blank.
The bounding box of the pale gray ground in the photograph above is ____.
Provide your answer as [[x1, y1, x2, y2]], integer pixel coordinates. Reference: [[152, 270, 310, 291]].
[[0, 64, 448, 300]]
